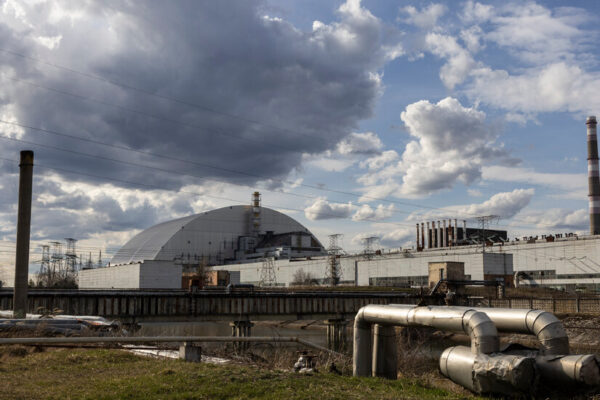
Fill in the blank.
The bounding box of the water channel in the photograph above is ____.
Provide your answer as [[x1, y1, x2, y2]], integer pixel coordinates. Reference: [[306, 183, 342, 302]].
[[135, 321, 329, 348]]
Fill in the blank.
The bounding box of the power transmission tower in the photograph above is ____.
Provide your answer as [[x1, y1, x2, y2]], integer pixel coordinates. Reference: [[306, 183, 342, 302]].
[[259, 252, 277, 287], [39, 245, 50, 286], [362, 236, 379, 260], [475, 215, 499, 253], [50, 241, 64, 279], [326, 234, 343, 286], [65, 238, 78, 273]]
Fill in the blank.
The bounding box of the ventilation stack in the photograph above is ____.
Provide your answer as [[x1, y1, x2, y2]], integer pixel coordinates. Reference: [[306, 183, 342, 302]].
[[587, 116, 600, 235], [252, 191, 261, 237]]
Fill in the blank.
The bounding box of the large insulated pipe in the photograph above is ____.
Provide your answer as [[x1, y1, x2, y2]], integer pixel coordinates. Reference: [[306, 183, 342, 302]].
[[353, 305, 499, 378], [372, 324, 397, 379], [440, 346, 537, 395], [536, 354, 600, 386], [13, 150, 34, 318], [587, 116, 600, 235], [471, 307, 569, 355]]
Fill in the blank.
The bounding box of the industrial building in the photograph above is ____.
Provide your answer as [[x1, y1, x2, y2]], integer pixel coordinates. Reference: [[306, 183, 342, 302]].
[[75, 116, 600, 292], [79, 193, 327, 289]]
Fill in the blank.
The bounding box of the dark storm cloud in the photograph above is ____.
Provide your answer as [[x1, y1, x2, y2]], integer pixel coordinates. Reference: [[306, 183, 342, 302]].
[[0, 0, 402, 243], [0, 0, 398, 189]]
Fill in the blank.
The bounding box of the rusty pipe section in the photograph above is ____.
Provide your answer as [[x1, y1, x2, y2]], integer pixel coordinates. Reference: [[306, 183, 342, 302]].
[[353, 304, 499, 378]]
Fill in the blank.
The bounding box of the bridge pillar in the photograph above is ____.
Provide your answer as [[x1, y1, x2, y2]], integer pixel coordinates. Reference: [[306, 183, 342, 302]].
[[325, 319, 348, 351], [230, 320, 254, 351]]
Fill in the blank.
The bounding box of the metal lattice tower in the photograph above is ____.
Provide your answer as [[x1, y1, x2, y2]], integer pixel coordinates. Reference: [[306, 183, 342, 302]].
[[39, 245, 51, 285], [475, 215, 499, 253], [85, 252, 94, 269], [65, 238, 78, 273], [362, 236, 379, 260], [326, 234, 343, 286], [50, 241, 64, 278], [259, 252, 277, 287]]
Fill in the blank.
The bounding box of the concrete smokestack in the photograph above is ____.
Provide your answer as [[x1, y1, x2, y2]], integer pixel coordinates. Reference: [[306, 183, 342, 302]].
[[463, 220, 467, 240], [442, 220, 447, 247], [426, 222, 431, 248], [587, 116, 600, 235], [437, 220, 441, 248], [421, 223, 425, 250], [416, 224, 420, 249], [13, 150, 33, 318], [454, 219, 458, 244]]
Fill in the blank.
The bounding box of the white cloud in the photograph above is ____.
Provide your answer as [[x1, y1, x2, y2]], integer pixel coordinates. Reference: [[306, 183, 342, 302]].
[[358, 97, 507, 199], [467, 188, 483, 197], [400, 4, 447, 29], [359, 150, 399, 170], [426, 33, 476, 89], [460, 25, 484, 53], [460, 1, 494, 24], [303, 131, 385, 172], [485, 3, 590, 65], [407, 188, 535, 221], [482, 165, 585, 192], [352, 203, 395, 221], [304, 198, 354, 220], [302, 152, 356, 172], [337, 132, 383, 155], [520, 208, 588, 231], [421, 2, 599, 117], [467, 62, 600, 114]]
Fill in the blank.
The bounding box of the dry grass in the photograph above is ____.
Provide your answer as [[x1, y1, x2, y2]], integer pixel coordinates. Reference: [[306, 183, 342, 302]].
[[0, 346, 474, 400]]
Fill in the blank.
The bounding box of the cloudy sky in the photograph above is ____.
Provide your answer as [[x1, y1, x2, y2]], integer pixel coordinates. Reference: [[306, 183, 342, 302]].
[[0, 0, 598, 266]]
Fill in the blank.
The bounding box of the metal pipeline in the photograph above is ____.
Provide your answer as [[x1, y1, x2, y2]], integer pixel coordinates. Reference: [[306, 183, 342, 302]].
[[440, 346, 537, 395], [390, 305, 569, 355], [535, 354, 600, 386], [353, 305, 499, 379], [354, 305, 599, 394]]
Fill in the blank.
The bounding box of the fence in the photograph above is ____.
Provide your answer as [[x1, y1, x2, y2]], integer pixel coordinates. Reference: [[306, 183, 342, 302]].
[[468, 297, 600, 314]]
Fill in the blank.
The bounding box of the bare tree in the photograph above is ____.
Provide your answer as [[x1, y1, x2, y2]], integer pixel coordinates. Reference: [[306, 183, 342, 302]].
[[291, 268, 316, 286]]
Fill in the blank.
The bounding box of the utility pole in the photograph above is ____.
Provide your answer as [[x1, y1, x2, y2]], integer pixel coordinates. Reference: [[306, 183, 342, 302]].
[[475, 215, 499, 253], [326, 234, 343, 286]]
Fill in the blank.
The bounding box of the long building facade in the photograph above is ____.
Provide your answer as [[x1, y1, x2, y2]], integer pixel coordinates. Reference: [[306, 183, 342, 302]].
[[212, 234, 600, 291]]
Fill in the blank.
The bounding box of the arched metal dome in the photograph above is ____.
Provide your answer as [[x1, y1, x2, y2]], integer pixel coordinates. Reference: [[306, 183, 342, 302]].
[[111, 205, 325, 265]]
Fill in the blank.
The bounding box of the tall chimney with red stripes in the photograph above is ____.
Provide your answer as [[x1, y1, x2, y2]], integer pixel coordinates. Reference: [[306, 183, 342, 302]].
[[587, 116, 600, 234]]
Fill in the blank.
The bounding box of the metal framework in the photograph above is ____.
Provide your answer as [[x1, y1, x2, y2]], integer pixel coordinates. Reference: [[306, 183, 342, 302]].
[[325, 234, 343, 286], [259, 253, 277, 287]]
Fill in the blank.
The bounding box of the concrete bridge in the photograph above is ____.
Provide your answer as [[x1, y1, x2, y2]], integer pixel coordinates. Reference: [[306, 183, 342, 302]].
[[0, 289, 417, 350]]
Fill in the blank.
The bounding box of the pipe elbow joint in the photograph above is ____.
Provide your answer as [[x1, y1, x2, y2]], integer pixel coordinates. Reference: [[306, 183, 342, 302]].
[[464, 310, 499, 354], [354, 306, 369, 329], [526, 310, 569, 355]]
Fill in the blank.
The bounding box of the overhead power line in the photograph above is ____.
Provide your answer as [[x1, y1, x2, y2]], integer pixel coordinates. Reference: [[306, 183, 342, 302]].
[[0, 52, 586, 231], [0, 47, 330, 145]]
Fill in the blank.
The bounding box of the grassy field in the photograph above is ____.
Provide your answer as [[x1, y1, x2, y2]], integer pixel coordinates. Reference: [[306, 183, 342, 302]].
[[0, 347, 475, 400]]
